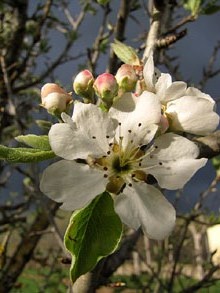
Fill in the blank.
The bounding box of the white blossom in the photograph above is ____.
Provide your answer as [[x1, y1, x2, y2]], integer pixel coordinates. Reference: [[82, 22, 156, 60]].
[[40, 91, 207, 240], [143, 53, 219, 135]]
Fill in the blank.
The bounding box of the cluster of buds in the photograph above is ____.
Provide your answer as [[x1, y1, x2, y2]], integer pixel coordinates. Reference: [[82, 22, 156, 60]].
[[72, 64, 139, 107], [41, 62, 143, 115], [41, 83, 73, 116]]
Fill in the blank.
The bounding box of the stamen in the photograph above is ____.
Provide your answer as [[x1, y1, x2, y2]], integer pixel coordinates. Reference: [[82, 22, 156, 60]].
[[92, 136, 96, 139], [138, 123, 142, 127], [104, 174, 108, 178]]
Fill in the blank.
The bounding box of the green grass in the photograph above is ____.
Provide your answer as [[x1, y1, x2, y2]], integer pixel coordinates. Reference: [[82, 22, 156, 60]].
[[11, 267, 220, 292], [110, 274, 220, 292], [12, 266, 69, 293]]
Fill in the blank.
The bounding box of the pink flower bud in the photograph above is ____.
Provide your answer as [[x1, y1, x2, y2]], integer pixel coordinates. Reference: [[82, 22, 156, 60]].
[[115, 64, 138, 92], [93, 73, 118, 103], [41, 83, 72, 114], [73, 70, 95, 99]]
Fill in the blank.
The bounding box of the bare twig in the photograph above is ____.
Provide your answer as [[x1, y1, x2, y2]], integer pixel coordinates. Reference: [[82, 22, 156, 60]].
[[194, 175, 220, 212], [166, 14, 196, 34], [108, 0, 131, 73], [0, 200, 59, 292], [167, 217, 191, 291], [199, 41, 220, 90], [142, 1, 163, 63], [0, 55, 16, 116], [87, 4, 112, 74], [181, 265, 220, 293]]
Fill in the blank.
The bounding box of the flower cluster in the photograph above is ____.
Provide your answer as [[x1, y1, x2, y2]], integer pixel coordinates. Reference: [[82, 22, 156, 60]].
[[40, 53, 219, 240]]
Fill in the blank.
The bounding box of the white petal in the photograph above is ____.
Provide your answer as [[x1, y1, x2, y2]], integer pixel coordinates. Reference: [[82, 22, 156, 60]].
[[166, 96, 219, 135], [114, 182, 176, 240], [73, 102, 117, 144], [61, 112, 75, 126], [143, 133, 208, 189], [185, 87, 215, 103], [143, 52, 156, 92], [40, 160, 107, 210], [160, 81, 187, 103], [49, 103, 116, 160], [155, 73, 172, 98], [110, 91, 161, 147]]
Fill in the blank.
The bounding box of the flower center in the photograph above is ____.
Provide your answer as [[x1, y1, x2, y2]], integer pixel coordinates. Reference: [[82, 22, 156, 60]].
[[111, 155, 131, 174], [88, 121, 159, 194]]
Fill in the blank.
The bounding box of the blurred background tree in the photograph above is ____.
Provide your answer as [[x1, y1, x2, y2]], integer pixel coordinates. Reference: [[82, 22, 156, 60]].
[[1, 0, 220, 292]]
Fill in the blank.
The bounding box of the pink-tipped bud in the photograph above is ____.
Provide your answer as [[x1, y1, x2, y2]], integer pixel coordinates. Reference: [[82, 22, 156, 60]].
[[73, 70, 95, 99], [115, 64, 138, 92], [93, 73, 118, 103], [41, 83, 72, 115]]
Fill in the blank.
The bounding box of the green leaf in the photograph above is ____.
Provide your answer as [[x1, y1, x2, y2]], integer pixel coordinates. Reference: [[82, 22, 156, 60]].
[[64, 192, 122, 283], [212, 155, 220, 177], [0, 145, 55, 163], [183, 0, 202, 15], [111, 40, 140, 65], [97, 0, 109, 5], [212, 156, 220, 170], [35, 119, 52, 130], [201, 4, 220, 14], [15, 135, 51, 150]]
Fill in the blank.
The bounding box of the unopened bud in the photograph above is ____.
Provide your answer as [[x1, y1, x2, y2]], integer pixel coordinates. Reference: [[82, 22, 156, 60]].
[[115, 64, 138, 92], [73, 70, 95, 100], [93, 73, 118, 104], [41, 83, 72, 115]]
